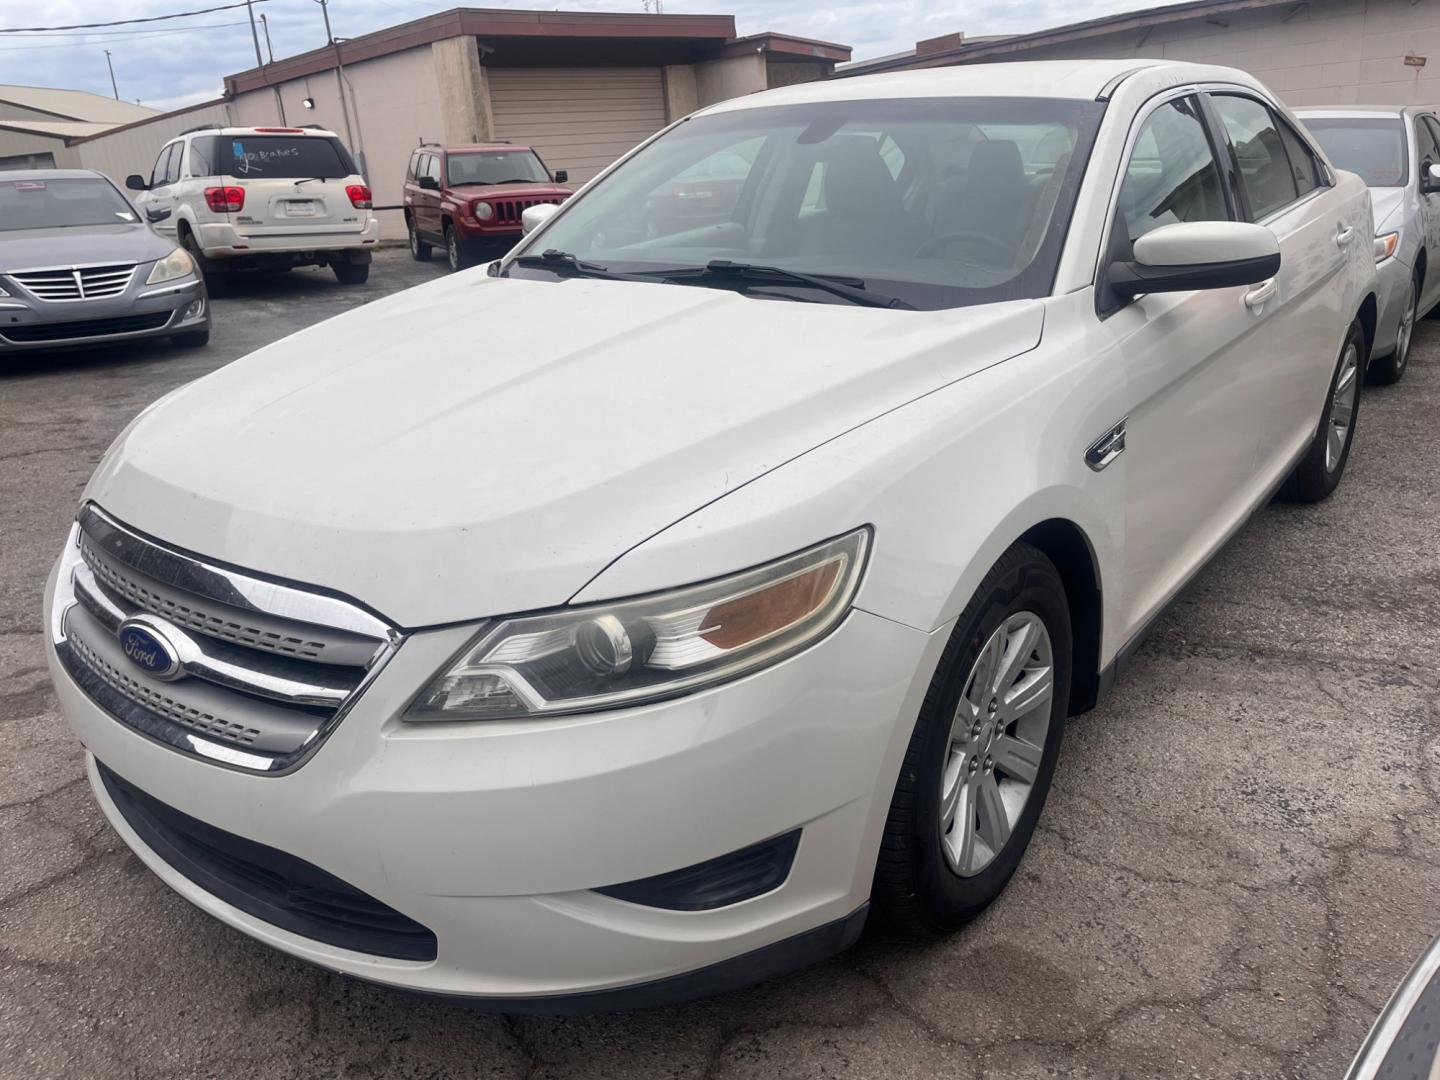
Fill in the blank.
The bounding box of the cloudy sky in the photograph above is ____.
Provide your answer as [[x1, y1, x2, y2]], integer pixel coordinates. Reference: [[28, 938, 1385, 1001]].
[[2, 0, 1180, 111]]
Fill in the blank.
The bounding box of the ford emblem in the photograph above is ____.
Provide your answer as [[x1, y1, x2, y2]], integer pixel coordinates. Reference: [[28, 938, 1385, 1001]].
[[117, 618, 183, 681]]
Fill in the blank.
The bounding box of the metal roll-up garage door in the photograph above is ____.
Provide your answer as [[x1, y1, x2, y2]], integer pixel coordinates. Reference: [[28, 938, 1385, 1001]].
[[487, 67, 666, 186]]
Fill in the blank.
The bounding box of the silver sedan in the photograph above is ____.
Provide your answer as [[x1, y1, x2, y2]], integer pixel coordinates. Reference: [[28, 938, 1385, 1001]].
[[1297, 106, 1440, 385], [0, 169, 209, 353]]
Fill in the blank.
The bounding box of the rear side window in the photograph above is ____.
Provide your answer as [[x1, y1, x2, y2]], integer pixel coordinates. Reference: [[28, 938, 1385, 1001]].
[[1211, 95, 1300, 219], [1116, 96, 1230, 244], [1276, 118, 1322, 196], [200, 135, 357, 179]]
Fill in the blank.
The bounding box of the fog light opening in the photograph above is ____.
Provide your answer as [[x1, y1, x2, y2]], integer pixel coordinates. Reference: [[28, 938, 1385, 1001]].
[[182, 297, 205, 323]]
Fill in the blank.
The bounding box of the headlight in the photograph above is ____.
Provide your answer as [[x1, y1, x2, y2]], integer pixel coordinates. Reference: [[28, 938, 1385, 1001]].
[[145, 247, 195, 285], [1375, 231, 1400, 263], [474, 201, 494, 220], [405, 528, 870, 721]]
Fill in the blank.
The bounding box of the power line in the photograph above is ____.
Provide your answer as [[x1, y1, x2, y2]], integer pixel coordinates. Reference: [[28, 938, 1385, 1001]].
[[0, 22, 251, 51], [0, 1, 270, 34], [9, 20, 250, 39]]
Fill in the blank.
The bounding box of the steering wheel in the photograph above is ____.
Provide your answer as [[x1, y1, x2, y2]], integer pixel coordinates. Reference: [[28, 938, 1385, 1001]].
[[917, 230, 1015, 262]]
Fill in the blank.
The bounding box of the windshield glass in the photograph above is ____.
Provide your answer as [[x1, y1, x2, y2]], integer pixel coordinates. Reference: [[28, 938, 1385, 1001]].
[[506, 96, 1104, 311], [1301, 117, 1407, 187], [0, 177, 137, 231], [447, 150, 549, 185], [192, 135, 356, 179]]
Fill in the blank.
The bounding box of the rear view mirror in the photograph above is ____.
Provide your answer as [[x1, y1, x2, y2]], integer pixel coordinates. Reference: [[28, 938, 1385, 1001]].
[[125, 174, 147, 192], [522, 202, 561, 235], [417, 175, 440, 191], [1424, 163, 1440, 194], [1107, 221, 1281, 303], [553, 170, 569, 184]]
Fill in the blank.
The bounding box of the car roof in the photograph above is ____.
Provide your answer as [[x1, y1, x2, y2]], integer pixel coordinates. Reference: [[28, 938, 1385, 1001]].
[[0, 168, 107, 182], [432, 144, 532, 154], [181, 126, 340, 139], [699, 59, 1264, 115]]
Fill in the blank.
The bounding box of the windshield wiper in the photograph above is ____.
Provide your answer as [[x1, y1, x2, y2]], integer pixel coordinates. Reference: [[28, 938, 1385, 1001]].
[[509, 249, 647, 282], [292, 177, 327, 187], [657, 260, 914, 310]]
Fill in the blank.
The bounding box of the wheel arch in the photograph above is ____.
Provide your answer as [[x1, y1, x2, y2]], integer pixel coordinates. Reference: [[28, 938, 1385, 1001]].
[[1416, 247, 1427, 295], [1016, 518, 1105, 716], [1357, 290, 1378, 358]]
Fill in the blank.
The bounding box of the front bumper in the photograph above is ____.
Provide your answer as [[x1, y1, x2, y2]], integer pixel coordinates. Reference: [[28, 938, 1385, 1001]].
[[1372, 250, 1414, 358], [0, 277, 208, 351], [45, 555, 940, 1003]]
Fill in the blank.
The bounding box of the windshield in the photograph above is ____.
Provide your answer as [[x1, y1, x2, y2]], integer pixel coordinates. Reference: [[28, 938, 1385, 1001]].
[[1301, 117, 1407, 187], [0, 177, 137, 232], [506, 96, 1104, 311], [192, 134, 357, 179], [447, 150, 549, 185]]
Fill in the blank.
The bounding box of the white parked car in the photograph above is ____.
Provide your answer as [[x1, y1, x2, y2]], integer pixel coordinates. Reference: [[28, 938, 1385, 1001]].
[[1296, 105, 1440, 384], [125, 126, 379, 288], [47, 60, 1376, 1008]]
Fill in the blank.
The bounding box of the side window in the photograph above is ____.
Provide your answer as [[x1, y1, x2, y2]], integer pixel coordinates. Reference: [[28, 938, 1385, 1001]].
[[405, 152, 417, 182], [415, 153, 430, 181], [1421, 117, 1440, 167], [1211, 94, 1299, 220], [1115, 95, 1230, 244], [163, 142, 184, 185], [149, 144, 174, 188], [1276, 119, 1322, 195], [426, 154, 443, 183], [189, 137, 213, 178]]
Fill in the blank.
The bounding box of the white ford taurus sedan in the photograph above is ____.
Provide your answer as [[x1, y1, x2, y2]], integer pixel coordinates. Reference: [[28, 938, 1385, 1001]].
[[45, 59, 1377, 1009]]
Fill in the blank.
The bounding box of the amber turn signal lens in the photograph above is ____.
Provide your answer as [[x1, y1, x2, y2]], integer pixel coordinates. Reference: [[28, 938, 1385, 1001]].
[[701, 559, 842, 650]]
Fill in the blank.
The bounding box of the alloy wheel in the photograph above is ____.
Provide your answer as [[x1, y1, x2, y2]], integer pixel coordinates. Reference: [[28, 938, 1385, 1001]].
[[1395, 278, 1417, 375], [448, 230, 460, 272], [939, 612, 1054, 877], [409, 224, 420, 257], [1326, 342, 1360, 473]]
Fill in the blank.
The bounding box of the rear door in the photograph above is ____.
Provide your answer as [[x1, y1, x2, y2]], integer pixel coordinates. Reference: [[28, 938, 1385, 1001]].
[[1206, 91, 1354, 476], [216, 133, 365, 239]]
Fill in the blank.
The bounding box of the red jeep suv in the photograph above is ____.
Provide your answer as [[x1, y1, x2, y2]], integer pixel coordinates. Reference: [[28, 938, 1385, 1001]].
[[403, 143, 572, 271]]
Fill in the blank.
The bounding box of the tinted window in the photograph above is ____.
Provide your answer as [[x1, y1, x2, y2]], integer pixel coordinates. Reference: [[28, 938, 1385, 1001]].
[[150, 144, 175, 188], [162, 143, 183, 185], [1302, 117, 1406, 187], [511, 96, 1105, 312], [1116, 96, 1229, 243], [1212, 95, 1299, 219], [446, 149, 549, 185], [0, 177, 138, 231], [218, 135, 355, 179], [1423, 117, 1440, 165], [425, 154, 442, 183], [1277, 120, 1321, 195]]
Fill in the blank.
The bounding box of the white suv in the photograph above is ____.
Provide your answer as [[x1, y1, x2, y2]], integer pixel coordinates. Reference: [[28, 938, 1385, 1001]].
[[50, 61, 1376, 1008], [126, 126, 379, 287]]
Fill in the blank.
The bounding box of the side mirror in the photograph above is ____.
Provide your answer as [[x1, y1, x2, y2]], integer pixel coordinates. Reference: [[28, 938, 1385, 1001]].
[[553, 169, 569, 184], [1423, 162, 1440, 194], [1107, 221, 1281, 303], [418, 175, 440, 191], [522, 202, 561, 235], [126, 174, 148, 192], [145, 206, 171, 223]]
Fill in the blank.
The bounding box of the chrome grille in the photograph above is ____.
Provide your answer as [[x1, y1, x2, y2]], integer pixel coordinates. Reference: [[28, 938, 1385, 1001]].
[[10, 263, 136, 302], [51, 505, 400, 774]]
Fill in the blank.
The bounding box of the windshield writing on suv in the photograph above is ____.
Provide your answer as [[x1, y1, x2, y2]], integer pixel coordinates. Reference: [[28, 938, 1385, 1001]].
[[505, 97, 1103, 311], [191, 135, 356, 180], [447, 150, 549, 186], [1302, 118, 1407, 187], [0, 177, 136, 232]]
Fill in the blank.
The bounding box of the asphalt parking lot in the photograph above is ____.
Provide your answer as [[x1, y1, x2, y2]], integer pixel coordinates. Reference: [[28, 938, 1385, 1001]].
[[2, 245, 1438, 1079]]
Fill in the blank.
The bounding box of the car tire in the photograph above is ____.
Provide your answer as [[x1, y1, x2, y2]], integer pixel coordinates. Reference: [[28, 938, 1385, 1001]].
[[181, 230, 228, 297], [332, 260, 370, 286], [1369, 271, 1417, 385], [873, 542, 1072, 936], [408, 218, 432, 262], [446, 224, 470, 272], [171, 329, 210, 349], [1280, 319, 1365, 503]]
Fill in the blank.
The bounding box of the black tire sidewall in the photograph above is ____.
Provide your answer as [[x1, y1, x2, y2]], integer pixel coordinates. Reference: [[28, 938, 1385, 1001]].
[[908, 551, 1072, 929]]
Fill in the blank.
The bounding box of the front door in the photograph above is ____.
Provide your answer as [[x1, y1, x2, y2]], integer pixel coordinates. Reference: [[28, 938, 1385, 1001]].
[[1416, 116, 1440, 313], [142, 142, 181, 239], [1093, 93, 1272, 641]]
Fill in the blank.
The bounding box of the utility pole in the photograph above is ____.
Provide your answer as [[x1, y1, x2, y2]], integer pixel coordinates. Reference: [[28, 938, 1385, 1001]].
[[103, 50, 119, 99], [259, 13, 276, 63], [244, 0, 265, 68], [314, 0, 365, 178], [245, 1, 287, 126]]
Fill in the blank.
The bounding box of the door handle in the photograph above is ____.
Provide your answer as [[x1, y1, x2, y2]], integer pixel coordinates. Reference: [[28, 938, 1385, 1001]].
[[1335, 225, 1355, 247], [1244, 278, 1278, 311]]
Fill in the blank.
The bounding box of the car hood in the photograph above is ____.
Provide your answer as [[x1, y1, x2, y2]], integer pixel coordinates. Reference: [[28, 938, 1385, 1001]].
[[85, 272, 1043, 627], [448, 182, 571, 200], [0, 223, 175, 272], [1369, 187, 1407, 233]]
